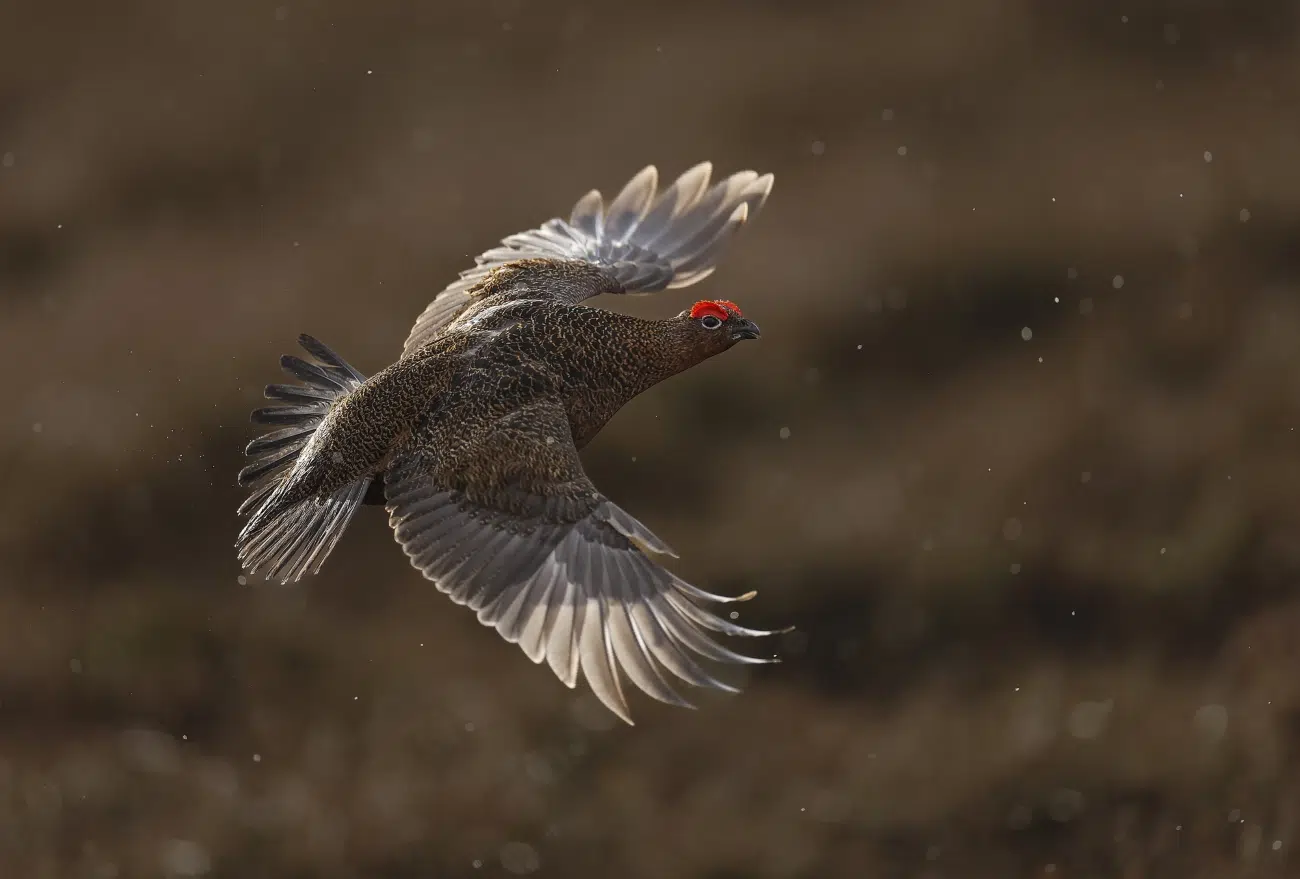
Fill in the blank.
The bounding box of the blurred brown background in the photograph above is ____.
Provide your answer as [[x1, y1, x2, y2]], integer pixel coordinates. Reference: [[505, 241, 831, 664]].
[[3, 0, 1300, 876]]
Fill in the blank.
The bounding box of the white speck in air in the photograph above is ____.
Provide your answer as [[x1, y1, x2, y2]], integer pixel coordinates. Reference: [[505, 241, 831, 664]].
[[1112, 275, 1125, 289], [897, 145, 908, 156], [500, 841, 540, 875], [1203, 150, 1213, 163], [810, 140, 825, 156], [1021, 327, 1033, 341], [252, 754, 261, 763], [1, 152, 14, 168], [1240, 208, 1251, 222], [881, 109, 894, 121], [779, 427, 791, 440]]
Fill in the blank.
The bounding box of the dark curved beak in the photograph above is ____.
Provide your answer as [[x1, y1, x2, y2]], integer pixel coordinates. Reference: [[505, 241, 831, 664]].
[[730, 318, 761, 341]]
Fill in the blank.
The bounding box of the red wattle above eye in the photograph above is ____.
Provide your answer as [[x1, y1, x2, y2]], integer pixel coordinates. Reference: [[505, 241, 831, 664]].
[[689, 301, 730, 322]]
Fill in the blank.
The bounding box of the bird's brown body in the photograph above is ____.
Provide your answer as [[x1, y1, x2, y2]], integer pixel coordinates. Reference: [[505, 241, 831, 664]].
[[236, 163, 784, 723]]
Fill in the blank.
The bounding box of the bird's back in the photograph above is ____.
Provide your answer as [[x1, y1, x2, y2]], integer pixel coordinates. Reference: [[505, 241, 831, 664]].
[[428, 295, 685, 457]]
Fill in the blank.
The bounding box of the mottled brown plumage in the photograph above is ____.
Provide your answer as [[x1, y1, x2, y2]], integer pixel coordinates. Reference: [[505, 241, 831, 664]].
[[236, 162, 784, 723]]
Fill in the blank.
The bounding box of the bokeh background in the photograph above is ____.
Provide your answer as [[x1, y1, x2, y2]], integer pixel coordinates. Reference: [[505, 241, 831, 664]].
[[3, 0, 1300, 876]]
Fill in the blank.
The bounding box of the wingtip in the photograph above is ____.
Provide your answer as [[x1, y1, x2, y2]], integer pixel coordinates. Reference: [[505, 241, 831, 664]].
[[632, 164, 659, 192]]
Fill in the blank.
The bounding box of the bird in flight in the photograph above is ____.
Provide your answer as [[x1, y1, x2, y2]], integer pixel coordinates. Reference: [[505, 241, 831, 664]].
[[235, 162, 786, 723]]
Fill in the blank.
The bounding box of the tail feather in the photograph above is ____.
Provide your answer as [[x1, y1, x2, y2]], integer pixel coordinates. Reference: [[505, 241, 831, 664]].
[[236, 334, 371, 584]]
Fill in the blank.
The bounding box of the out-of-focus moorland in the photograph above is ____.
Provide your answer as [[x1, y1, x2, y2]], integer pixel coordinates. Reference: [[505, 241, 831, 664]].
[[3, 1, 1300, 876]]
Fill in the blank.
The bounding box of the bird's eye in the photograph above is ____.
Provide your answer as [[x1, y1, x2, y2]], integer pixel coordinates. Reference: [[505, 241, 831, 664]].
[[700, 315, 723, 330]]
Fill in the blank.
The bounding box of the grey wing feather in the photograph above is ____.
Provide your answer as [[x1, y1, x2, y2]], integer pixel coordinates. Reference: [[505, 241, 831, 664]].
[[382, 412, 783, 725], [402, 161, 774, 356]]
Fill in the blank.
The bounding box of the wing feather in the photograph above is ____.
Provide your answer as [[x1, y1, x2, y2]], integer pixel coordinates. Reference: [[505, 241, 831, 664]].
[[383, 404, 785, 724], [402, 161, 774, 355]]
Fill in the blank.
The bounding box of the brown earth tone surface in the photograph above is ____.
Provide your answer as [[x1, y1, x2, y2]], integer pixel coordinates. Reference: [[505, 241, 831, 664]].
[[3, 1, 1300, 876]]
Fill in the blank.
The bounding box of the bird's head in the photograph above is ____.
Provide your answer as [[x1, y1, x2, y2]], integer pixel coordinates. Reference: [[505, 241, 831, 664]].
[[670, 299, 761, 360]]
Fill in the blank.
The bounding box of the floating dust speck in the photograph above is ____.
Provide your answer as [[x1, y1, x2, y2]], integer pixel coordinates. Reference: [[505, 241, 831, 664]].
[[1010, 563, 1022, 574], [896, 145, 908, 156], [500, 841, 540, 875], [1203, 149, 1213, 163], [1240, 208, 1251, 222], [160, 839, 211, 877], [1068, 700, 1113, 739], [1112, 275, 1125, 289], [810, 140, 825, 156], [1195, 704, 1228, 744], [779, 427, 791, 440], [1021, 327, 1033, 341]]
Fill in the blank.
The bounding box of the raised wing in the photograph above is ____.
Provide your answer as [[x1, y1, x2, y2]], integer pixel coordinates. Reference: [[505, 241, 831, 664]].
[[402, 162, 774, 356], [383, 401, 783, 724]]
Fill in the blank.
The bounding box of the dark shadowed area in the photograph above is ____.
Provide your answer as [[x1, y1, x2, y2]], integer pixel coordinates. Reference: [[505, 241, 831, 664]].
[[3, 0, 1300, 876]]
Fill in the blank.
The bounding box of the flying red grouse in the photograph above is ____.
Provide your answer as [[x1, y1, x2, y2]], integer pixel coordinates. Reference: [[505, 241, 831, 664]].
[[236, 162, 784, 723]]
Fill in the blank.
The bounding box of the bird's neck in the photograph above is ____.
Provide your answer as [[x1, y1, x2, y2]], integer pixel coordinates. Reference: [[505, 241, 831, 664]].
[[612, 318, 706, 397]]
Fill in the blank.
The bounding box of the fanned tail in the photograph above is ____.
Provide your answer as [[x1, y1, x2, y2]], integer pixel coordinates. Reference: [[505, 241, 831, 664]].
[[235, 334, 371, 584]]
